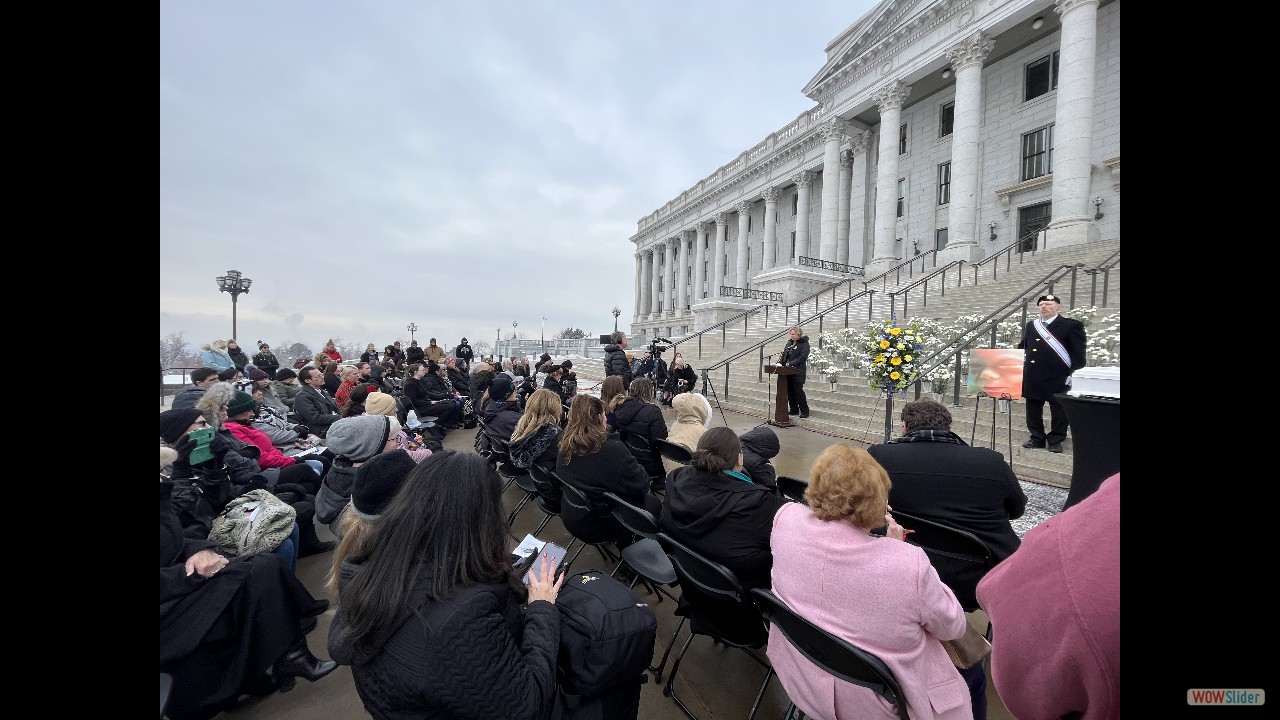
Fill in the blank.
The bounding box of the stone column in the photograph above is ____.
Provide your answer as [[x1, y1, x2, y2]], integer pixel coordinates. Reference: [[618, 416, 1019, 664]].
[[676, 230, 693, 310], [1047, 0, 1102, 246], [837, 149, 852, 265], [640, 250, 653, 319], [762, 187, 779, 271], [693, 224, 707, 302], [633, 253, 642, 320], [846, 131, 871, 268], [649, 243, 664, 315], [794, 171, 813, 262], [819, 120, 845, 261], [871, 80, 912, 269], [712, 214, 728, 297], [942, 32, 995, 262], [662, 240, 676, 312], [735, 201, 751, 287]]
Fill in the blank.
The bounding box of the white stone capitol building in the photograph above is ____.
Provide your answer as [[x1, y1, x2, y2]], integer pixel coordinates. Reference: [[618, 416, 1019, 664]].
[[629, 0, 1119, 341]]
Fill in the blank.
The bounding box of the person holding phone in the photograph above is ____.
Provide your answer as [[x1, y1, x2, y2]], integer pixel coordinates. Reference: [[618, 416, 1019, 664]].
[[328, 450, 566, 720]]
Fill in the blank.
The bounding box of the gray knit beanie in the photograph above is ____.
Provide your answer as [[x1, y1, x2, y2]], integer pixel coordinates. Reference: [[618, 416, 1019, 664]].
[[325, 415, 396, 462]]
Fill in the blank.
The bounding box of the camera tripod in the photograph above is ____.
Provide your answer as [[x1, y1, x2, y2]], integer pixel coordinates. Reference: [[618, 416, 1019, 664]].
[[698, 369, 732, 427]]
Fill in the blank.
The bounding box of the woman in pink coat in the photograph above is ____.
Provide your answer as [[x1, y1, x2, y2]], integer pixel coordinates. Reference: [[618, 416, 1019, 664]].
[[768, 443, 972, 720]]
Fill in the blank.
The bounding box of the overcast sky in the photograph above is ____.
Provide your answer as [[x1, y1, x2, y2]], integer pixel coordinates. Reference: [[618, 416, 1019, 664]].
[[160, 0, 878, 354]]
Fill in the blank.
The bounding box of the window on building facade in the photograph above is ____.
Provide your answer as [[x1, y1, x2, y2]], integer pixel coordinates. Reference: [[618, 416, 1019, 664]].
[[897, 178, 906, 217], [747, 215, 752, 233], [1024, 51, 1060, 101], [792, 193, 798, 216], [937, 163, 951, 206], [936, 227, 948, 251], [790, 231, 796, 259], [899, 124, 908, 155], [1021, 124, 1054, 181], [939, 101, 954, 138]]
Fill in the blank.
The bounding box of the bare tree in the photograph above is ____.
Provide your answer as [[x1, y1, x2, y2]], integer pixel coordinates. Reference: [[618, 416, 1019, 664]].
[[472, 340, 493, 355], [553, 327, 586, 339], [277, 341, 314, 365], [160, 332, 198, 370]]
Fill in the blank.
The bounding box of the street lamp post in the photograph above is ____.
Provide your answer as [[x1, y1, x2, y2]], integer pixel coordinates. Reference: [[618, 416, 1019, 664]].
[[612, 306, 621, 332], [496, 327, 501, 363], [406, 322, 418, 343], [512, 321, 518, 358], [541, 317, 546, 357], [215, 269, 253, 340]]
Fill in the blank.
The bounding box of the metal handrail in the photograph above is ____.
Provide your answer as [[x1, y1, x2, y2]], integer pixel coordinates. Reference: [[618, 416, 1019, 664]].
[[780, 250, 940, 327], [1082, 249, 1120, 308], [669, 303, 768, 361], [967, 226, 1049, 286], [885, 259, 967, 320]]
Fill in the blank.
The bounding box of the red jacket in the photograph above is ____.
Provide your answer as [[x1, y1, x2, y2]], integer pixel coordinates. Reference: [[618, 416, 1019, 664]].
[[225, 421, 296, 469]]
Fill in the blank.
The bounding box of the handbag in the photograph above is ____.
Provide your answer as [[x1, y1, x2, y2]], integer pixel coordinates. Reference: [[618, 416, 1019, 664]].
[[208, 489, 297, 556], [941, 621, 993, 669]]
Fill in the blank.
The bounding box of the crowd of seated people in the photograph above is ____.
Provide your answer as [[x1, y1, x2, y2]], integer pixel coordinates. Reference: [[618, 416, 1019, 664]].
[[164, 341, 1115, 720]]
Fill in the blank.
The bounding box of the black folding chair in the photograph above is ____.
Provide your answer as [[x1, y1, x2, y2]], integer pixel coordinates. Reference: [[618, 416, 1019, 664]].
[[654, 437, 693, 465], [750, 588, 910, 720], [601, 491, 682, 679], [888, 509, 994, 612], [775, 475, 809, 505], [656, 532, 775, 720], [160, 672, 173, 719], [556, 476, 622, 572]]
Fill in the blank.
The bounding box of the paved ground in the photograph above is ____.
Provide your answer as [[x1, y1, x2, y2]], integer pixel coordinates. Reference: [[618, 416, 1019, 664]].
[[163, 391, 1063, 720]]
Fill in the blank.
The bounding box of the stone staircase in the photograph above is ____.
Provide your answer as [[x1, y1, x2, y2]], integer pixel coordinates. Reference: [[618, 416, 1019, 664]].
[[580, 240, 1119, 488]]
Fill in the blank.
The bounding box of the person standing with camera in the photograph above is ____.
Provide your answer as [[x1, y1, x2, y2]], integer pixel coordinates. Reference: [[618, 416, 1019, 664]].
[[779, 326, 810, 418]]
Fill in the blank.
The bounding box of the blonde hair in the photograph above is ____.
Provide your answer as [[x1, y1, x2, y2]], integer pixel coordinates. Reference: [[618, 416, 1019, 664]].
[[789, 325, 804, 337], [512, 389, 562, 442], [806, 444, 891, 530], [326, 506, 375, 594]]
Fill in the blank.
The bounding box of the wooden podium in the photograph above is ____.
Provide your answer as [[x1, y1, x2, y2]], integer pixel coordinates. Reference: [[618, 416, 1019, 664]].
[[765, 365, 798, 427]]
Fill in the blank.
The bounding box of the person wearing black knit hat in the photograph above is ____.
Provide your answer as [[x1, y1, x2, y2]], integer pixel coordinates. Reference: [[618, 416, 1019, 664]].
[[160, 408, 206, 445], [324, 449, 419, 595]]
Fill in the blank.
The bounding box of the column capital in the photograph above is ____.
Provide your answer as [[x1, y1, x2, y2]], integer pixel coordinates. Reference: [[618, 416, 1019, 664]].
[[847, 130, 872, 154], [839, 149, 854, 169], [793, 170, 813, 189], [653, 241, 666, 251], [819, 119, 847, 143], [872, 80, 912, 112], [1056, 0, 1100, 18], [762, 186, 780, 203], [946, 32, 995, 72], [682, 229, 696, 241], [715, 213, 728, 227], [737, 200, 752, 215]]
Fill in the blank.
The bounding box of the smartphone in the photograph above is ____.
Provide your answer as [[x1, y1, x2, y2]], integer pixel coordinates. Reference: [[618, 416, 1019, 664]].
[[521, 542, 568, 585]]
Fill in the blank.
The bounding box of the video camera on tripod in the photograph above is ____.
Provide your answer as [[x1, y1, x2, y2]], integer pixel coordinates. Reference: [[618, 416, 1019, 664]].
[[646, 337, 674, 357]]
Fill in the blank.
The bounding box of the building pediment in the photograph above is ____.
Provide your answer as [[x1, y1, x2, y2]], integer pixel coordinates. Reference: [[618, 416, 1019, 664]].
[[802, 0, 965, 104]]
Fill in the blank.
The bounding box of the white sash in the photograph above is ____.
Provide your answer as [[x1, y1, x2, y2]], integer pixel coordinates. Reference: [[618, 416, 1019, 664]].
[[1033, 319, 1072, 368]]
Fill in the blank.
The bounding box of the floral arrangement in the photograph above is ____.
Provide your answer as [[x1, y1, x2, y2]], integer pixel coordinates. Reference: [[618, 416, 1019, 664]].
[[863, 319, 924, 392], [808, 350, 839, 380]]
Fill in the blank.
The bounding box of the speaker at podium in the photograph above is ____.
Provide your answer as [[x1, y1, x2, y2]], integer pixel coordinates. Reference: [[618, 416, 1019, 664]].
[[765, 364, 799, 427]]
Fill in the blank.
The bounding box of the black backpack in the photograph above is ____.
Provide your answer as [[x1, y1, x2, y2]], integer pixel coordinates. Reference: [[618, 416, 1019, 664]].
[[554, 569, 656, 720]]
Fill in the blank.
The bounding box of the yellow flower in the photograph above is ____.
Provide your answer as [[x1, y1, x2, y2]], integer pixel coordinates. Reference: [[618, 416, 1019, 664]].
[[890, 357, 902, 366], [890, 371, 901, 380], [874, 354, 885, 363], [904, 354, 913, 362], [889, 327, 902, 335], [879, 340, 890, 349]]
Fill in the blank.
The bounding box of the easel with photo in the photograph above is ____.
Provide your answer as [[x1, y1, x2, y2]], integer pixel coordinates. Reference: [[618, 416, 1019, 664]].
[[971, 392, 1016, 471], [966, 347, 1023, 469]]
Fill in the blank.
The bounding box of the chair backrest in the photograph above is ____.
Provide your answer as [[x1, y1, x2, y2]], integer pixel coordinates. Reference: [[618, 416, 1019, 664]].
[[750, 588, 910, 720], [602, 491, 660, 538], [653, 437, 693, 465], [776, 475, 809, 505], [889, 509, 993, 611], [657, 531, 766, 647]]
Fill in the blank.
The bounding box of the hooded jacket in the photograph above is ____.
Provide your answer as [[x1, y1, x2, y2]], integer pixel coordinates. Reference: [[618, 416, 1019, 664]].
[[666, 393, 710, 453], [738, 425, 780, 490], [199, 342, 235, 372], [479, 399, 522, 443], [611, 397, 667, 478], [603, 344, 633, 387], [659, 465, 782, 591], [251, 349, 280, 378]]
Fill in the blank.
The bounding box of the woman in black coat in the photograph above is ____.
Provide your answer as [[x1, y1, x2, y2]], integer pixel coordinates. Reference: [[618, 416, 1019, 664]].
[[608, 377, 669, 483], [161, 448, 335, 720], [556, 394, 660, 545], [778, 325, 811, 418], [328, 451, 566, 720]]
